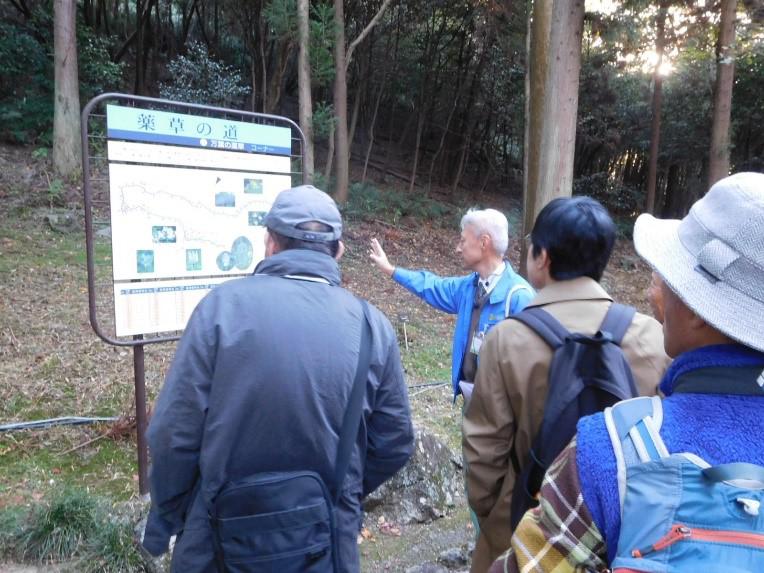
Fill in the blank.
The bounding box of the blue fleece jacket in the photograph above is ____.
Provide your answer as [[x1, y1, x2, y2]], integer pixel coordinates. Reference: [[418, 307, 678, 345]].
[[576, 344, 764, 562]]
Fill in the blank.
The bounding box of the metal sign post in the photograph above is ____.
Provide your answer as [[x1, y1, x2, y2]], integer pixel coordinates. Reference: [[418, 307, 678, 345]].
[[81, 93, 306, 494], [132, 335, 149, 492]]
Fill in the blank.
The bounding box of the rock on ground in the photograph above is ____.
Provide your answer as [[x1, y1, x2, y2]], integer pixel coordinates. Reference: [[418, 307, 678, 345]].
[[364, 426, 463, 524]]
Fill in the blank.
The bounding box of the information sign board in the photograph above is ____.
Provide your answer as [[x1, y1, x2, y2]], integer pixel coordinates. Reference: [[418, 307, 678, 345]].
[[105, 104, 293, 336]]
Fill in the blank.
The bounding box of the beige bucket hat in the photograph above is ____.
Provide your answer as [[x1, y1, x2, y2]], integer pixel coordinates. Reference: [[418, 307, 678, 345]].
[[634, 172, 764, 353]]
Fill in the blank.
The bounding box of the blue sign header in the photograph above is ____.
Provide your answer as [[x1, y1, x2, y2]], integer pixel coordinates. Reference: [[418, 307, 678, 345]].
[[106, 104, 292, 156]]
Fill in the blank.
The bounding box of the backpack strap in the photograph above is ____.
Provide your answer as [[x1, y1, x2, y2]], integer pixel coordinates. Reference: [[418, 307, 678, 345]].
[[504, 284, 533, 318], [511, 307, 569, 349], [703, 463, 764, 486], [604, 396, 669, 514], [599, 303, 636, 345], [332, 300, 373, 504]]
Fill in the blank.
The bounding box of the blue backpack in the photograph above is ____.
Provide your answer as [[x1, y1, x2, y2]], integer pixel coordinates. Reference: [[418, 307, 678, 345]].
[[606, 396, 764, 573]]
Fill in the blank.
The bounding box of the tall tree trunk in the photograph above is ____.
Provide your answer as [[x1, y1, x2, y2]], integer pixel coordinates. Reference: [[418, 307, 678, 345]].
[[266, 39, 294, 114], [363, 71, 388, 183], [260, 13, 268, 113], [348, 81, 364, 151], [297, 0, 315, 182], [333, 0, 395, 203], [708, 0, 737, 187], [83, 0, 93, 27], [646, 0, 669, 214], [534, 0, 585, 211], [521, 0, 553, 275], [135, 0, 144, 94], [333, 0, 350, 203], [112, 0, 121, 31], [324, 123, 336, 183], [150, 0, 160, 88], [214, 0, 219, 48], [53, 0, 82, 178], [408, 112, 425, 193]]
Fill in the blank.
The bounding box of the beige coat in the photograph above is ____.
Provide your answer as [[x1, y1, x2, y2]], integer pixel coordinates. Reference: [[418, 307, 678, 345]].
[[462, 277, 670, 572]]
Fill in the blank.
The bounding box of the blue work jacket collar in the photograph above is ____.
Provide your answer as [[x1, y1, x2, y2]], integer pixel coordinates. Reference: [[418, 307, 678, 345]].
[[485, 260, 522, 305]]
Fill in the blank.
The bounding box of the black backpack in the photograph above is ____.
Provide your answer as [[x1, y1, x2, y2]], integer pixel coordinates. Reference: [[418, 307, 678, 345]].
[[509, 303, 639, 529], [208, 300, 373, 572]]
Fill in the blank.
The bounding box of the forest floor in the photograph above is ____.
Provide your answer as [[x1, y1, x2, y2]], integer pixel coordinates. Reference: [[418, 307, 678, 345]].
[[0, 143, 657, 571]]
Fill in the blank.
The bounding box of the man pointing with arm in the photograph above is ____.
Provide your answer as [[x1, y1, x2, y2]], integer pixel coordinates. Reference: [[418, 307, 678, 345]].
[[369, 208, 534, 400]]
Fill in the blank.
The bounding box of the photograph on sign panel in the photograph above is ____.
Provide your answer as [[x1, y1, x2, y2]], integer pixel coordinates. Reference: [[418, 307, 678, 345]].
[[136, 250, 155, 273], [248, 211, 267, 226], [243, 178, 264, 194], [186, 249, 202, 271], [152, 225, 177, 243], [215, 191, 236, 207]]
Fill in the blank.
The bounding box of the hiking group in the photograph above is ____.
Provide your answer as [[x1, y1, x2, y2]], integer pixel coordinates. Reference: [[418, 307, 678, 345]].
[[143, 172, 764, 573]]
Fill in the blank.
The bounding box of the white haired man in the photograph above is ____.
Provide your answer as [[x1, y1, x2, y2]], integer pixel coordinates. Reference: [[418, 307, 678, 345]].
[[370, 208, 534, 399]]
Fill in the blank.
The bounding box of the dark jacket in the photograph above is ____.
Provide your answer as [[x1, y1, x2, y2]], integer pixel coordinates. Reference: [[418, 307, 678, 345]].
[[143, 248, 414, 573]]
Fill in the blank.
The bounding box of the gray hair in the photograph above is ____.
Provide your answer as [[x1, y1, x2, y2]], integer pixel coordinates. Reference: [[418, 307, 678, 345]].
[[460, 208, 509, 256]]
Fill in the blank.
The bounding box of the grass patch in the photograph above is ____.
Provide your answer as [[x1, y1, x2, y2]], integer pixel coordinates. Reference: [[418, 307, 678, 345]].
[[18, 487, 100, 562], [0, 505, 25, 558], [0, 217, 111, 273], [1, 487, 151, 571], [401, 325, 451, 383], [79, 518, 151, 573], [0, 433, 139, 503]]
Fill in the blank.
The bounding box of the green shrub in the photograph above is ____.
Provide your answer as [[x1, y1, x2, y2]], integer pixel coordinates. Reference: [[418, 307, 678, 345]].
[[159, 42, 250, 107], [312, 102, 335, 140], [0, 506, 26, 559], [0, 21, 52, 144], [0, 17, 124, 145], [18, 488, 100, 562], [80, 518, 150, 573], [573, 172, 643, 217], [343, 182, 456, 224], [77, 27, 125, 103]]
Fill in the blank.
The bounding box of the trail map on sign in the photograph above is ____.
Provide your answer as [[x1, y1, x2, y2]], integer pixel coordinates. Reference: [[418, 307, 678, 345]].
[[105, 105, 295, 337], [109, 163, 291, 281]]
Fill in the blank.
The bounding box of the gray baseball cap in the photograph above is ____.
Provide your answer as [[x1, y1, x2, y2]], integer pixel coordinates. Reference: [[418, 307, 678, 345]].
[[264, 185, 342, 242]]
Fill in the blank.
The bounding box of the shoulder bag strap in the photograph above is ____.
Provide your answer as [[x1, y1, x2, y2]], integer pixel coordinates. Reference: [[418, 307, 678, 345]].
[[332, 299, 373, 504]]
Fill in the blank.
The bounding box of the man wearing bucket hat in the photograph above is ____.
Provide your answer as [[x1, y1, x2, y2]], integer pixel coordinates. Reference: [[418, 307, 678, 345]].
[[487, 172, 764, 573], [143, 185, 414, 572]]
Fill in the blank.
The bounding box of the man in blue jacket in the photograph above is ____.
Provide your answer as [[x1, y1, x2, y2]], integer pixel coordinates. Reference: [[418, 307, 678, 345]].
[[143, 185, 414, 573], [370, 208, 534, 399]]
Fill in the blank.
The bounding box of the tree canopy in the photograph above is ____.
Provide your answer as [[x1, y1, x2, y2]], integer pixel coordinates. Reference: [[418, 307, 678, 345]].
[[1, 0, 762, 216]]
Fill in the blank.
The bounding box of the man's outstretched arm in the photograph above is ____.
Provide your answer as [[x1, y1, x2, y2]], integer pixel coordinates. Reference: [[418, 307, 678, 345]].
[[370, 237, 463, 314]]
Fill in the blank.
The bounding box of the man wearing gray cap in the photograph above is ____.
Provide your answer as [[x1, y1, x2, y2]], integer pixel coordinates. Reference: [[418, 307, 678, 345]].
[[143, 185, 414, 572], [488, 172, 764, 573]]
